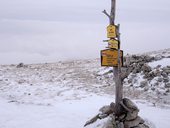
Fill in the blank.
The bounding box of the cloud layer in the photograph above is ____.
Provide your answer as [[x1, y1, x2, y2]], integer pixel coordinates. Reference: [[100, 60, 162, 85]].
[[0, 0, 170, 64]]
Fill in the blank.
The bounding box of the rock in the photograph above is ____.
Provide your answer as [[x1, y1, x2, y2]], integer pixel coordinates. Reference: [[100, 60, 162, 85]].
[[162, 67, 170, 74], [163, 92, 168, 96], [125, 109, 139, 121], [130, 84, 133, 87], [156, 65, 162, 69], [156, 90, 161, 95], [121, 68, 129, 80], [133, 67, 141, 74], [138, 62, 145, 66], [162, 72, 168, 78], [157, 77, 163, 82], [165, 70, 170, 74], [143, 74, 148, 79], [104, 122, 115, 128], [125, 54, 131, 67], [127, 67, 134, 75], [144, 86, 149, 91], [123, 98, 139, 111], [128, 79, 133, 84], [154, 69, 162, 76], [163, 78, 169, 83], [166, 89, 170, 93], [110, 102, 116, 113], [116, 122, 124, 128], [151, 87, 155, 91], [142, 64, 152, 73], [145, 55, 154, 62], [18, 79, 26, 84], [145, 71, 155, 80], [119, 114, 126, 121], [132, 63, 143, 74], [154, 55, 162, 61], [133, 124, 150, 128], [130, 55, 138, 63], [102, 116, 116, 128], [99, 105, 111, 114], [154, 82, 159, 86], [131, 74, 137, 79], [17, 63, 24, 68], [124, 116, 144, 128], [165, 83, 170, 88], [140, 81, 148, 88]]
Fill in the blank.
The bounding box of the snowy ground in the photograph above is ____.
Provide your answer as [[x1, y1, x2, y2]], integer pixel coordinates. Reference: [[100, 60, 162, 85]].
[[148, 58, 170, 68], [0, 57, 170, 128], [0, 87, 170, 128]]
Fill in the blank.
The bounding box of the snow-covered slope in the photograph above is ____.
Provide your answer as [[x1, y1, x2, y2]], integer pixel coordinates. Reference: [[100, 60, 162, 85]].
[[0, 49, 170, 128]]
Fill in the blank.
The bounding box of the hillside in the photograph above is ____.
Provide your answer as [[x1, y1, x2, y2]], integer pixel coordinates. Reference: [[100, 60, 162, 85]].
[[0, 48, 170, 128]]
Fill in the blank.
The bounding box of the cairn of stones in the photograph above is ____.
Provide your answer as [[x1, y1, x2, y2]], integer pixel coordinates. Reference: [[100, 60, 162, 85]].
[[84, 98, 149, 128]]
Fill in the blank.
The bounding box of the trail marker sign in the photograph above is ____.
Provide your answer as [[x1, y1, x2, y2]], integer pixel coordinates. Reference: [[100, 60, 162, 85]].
[[107, 25, 117, 38], [101, 49, 123, 67], [108, 39, 119, 49]]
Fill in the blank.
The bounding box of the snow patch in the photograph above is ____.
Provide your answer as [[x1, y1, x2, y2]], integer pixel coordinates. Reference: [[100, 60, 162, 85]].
[[148, 58, 170, 68]]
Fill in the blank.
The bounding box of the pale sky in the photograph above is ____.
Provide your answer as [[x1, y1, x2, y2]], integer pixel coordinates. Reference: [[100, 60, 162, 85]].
[[0, 0, 170, 64]]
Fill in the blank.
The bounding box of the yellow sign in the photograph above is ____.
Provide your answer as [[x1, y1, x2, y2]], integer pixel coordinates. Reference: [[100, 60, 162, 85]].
[[101, 49, 123, 67], [108, 39, 119, 49], [107, 25, 117, 38]]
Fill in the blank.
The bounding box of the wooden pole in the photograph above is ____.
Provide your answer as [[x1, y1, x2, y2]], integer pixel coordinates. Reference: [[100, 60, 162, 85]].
[[103, 0, 123, 116], [110, 0, 116, 24], [115, 24, 123, 116], [110, 0, 123, 116]]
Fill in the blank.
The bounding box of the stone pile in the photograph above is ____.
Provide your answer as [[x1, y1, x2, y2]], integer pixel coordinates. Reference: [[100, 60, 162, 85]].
[[122, 54, 170, 81], [84, 98, 149, 128], [121, 54, 154, 80], [116, 53, 170, 99]]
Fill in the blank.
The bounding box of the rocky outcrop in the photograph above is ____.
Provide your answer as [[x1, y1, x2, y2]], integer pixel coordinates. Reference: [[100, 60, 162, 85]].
[[123, 54, 169, 80], [124, 116, 144, 128], [121, 55, 154, 81], [122, 53, 170, 100]]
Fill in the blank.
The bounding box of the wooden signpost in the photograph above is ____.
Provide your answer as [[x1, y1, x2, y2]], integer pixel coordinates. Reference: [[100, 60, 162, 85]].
[[101, 0, 123, 116], [107, 25, 117, 38], [108, 39, 119, 49], [101, 49, 123, 67]]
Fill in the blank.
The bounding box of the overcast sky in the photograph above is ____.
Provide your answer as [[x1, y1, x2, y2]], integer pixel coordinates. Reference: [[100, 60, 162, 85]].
[[0, 0, 170, 64]]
